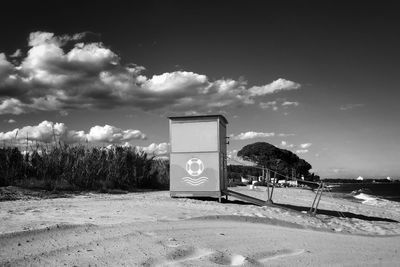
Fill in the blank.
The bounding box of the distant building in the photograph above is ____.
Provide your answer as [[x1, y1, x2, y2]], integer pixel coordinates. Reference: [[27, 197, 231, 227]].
[[277, 180, 298, 187], [241, 177, 250, 184]]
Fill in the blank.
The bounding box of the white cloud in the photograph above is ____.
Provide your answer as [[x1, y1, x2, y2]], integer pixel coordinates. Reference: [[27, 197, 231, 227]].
[[27, 31, 87, 47], [248, 78, 301, 96], [259, 99, 299, 111], [28, 32, 57, 46], [300, 143, 312, 149], [142, 71, 207, 93], [0, 120, 146, 145], [0, 31, 302, 115], [259, 101, 278, 111], [278, 133, 295, 137], [339, 103, 364, 111], [281, 140, 294, 148], [67, 42, 118, 65], [0, 98, 25, 115], [10, 49, 22, 58], [0, 128, 19, 142], [87, 125, 146, 143], [281, 101, 299, 107], [6, 119, 16, 123], [231, 131, 275, 140], [0, 120, 69, 143], [296, 149, 309, 154], [138, 142, 169, 156]]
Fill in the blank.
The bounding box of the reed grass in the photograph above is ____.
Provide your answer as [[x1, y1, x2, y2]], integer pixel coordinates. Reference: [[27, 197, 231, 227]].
[[0, 145, 169, 191]]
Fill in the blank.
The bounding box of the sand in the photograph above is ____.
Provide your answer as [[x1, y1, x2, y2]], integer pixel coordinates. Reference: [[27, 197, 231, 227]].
[[1, 186, 399, 266]]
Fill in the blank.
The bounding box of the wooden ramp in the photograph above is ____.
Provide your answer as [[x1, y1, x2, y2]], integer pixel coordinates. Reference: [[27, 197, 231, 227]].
[[223, 189, 266, 206]]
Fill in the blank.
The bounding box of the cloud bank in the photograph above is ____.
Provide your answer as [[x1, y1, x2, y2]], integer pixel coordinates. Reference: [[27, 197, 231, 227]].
[[0, 120, 146, 145], [137, 142, 169, 157], [0, 31, 302, 115]]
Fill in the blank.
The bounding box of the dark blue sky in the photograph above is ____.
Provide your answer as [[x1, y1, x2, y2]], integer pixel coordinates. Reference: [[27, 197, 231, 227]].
[[0, 0, 399, 178]]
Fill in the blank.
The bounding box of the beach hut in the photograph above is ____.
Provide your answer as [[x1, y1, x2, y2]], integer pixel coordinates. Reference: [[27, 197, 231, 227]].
[[168, 114, 286, 207], [169, 115, 228, 201]]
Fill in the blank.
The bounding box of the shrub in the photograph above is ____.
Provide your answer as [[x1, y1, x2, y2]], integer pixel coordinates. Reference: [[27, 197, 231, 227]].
[[0, 145, 169, 191]]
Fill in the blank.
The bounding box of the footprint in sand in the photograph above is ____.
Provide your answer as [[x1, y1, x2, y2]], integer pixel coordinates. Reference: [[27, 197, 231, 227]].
[[142, 231, 157, 237], [208, 251, 250, 266], [162, 237, 181, 248], [140, 258, 157, 267], [159, 246, 214, 266], [254, 248, 305, 262]]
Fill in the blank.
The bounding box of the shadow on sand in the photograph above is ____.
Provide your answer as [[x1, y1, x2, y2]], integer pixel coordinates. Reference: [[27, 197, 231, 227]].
[[274, 203, 399, 223], [188, 197, 252, 206], [188, 197, 399, 223]]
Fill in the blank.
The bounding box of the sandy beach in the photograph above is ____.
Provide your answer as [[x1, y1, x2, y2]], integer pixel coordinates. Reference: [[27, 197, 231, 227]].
[[1, 186, 399, 266]]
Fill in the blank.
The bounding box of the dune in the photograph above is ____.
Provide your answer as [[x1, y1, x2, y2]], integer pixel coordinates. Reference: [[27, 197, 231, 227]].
[[1, 186, 399, 266]]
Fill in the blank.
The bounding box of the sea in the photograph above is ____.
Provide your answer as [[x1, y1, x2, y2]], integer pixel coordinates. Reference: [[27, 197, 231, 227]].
[[325, 182, 400, 204]]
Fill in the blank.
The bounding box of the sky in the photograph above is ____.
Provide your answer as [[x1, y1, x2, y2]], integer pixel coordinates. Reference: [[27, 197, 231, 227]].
[[0, 0, 399, 178]]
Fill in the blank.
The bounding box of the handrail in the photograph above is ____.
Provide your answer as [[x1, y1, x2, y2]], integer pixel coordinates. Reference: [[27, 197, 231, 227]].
[[227, 155, 326, 214]]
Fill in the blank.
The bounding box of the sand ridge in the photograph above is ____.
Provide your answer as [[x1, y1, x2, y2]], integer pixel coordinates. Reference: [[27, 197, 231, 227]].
[[1, 219, 399, 266], [2, 187, 399, 236]]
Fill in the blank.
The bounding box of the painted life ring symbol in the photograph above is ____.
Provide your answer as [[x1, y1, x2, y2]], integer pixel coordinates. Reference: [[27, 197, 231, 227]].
[[186, 158, 204, 177]]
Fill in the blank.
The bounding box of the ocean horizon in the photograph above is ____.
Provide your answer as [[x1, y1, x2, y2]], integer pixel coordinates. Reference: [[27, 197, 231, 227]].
[[325, 182, 400, 203]]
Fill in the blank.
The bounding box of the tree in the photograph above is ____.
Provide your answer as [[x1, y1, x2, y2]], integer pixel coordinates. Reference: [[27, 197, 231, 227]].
[[237, 142, 313, 180]]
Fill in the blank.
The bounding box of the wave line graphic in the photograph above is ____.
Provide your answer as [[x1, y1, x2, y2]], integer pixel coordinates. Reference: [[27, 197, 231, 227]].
[[182, 178, 208, 185], [182, 176, 208, 186]]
